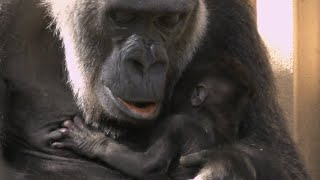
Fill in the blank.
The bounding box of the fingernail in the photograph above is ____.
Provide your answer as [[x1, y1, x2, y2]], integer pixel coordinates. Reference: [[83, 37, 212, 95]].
[[63, 121, 72, 127], [51, 143, 62, 148], [59, 128, 68, 133]]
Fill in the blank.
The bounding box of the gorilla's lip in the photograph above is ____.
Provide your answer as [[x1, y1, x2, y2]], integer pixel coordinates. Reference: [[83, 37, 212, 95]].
[[105, 87, 160, 119], [117, 98, 158, 118]]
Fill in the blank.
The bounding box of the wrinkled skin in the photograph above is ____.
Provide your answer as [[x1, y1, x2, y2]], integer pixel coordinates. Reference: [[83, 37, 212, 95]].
[[0, 0, 310, 179]]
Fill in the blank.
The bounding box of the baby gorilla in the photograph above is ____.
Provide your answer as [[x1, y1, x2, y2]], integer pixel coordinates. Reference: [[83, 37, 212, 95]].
[[50, 58, 252, 179]]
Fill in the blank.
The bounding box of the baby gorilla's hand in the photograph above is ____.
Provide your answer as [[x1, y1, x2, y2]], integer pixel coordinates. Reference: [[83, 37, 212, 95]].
[[180, 149, 256, 180], [49, 116, 108, 158]]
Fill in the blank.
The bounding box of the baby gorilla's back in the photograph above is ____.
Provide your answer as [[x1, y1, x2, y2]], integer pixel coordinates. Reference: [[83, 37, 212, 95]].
[[162, 114, 218, 179]]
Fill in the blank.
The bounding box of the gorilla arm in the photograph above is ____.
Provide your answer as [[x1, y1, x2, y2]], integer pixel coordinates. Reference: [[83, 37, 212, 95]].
[[177, 68, 305, 179], [179, 69, 310, 179], [175, 0, 311, 179], [50, 116, 174, 179], [180, 143, 291, 180]]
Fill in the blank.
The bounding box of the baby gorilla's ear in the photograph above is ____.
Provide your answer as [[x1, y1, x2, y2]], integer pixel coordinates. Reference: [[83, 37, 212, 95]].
[[191, 84, 208, 106]]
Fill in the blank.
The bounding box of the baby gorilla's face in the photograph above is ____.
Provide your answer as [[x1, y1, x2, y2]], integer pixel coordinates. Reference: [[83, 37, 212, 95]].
[[190, 76, 237, 108]]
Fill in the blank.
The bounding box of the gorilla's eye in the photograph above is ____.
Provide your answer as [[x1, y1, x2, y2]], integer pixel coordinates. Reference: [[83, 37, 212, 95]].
[[156, 14, 181, 30], [110, 11, 137, 25]]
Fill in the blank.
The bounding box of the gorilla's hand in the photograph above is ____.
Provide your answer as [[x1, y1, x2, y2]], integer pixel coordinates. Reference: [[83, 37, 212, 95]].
[[49, 116, 109, 158], [180, 148, 256, 180]]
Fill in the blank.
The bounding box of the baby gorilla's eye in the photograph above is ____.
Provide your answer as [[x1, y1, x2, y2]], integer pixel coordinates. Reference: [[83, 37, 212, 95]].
[[110, 11, 137, 25], [155, 14, 181, 30], [193, 86, 201, 97]]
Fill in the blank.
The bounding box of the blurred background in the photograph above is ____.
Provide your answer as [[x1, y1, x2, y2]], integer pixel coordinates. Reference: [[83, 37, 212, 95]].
[[250, 0, 320, 179]]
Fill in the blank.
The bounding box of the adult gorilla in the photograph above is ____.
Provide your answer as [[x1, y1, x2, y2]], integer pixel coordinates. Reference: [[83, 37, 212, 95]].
[[0, 0, 310, 179]]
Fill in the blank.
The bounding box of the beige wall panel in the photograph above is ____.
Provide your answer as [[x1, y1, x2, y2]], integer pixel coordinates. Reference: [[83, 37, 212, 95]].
[[294, 0, 320, 179]]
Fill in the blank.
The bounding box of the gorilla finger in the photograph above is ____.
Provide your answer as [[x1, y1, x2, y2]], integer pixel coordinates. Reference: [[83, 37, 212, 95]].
[[73, 116, 86, 129], [47, 130, 64, 140], [58, 128, 70, 137], [62, 120, 75, 129], [180, 150, 210, 167], [51, 142, 66, 149], [180, 155, 205, 167], [51, 141, 76, 149]]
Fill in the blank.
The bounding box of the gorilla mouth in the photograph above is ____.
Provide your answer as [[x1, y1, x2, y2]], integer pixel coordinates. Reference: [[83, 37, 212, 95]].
[[117, 98, 158, 118], [104, 86, 160, 120]]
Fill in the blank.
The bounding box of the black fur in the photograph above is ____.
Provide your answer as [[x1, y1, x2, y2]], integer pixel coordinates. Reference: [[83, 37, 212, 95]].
[[0, 0, 310, 179], [178, 1, 310, 179]]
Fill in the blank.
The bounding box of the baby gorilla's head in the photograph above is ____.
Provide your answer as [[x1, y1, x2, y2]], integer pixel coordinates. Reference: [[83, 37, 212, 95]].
[[174, 58, 254, 112], [172, 57, 255, 141], [189, 74, 251, 114]]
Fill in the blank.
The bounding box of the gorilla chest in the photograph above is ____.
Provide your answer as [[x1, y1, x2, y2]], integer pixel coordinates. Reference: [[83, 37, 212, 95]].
[[1, 38, 79, 148]]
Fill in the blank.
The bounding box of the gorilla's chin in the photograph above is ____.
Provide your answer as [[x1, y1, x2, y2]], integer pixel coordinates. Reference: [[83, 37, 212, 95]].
[[103, 86, 161, 121]]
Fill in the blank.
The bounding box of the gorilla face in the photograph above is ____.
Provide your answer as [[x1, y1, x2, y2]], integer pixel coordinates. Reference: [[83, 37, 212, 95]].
[[43, 0, 208, 125]]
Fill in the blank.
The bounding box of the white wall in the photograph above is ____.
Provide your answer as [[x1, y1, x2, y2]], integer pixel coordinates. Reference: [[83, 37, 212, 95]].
[[256, 0, 294, 131]]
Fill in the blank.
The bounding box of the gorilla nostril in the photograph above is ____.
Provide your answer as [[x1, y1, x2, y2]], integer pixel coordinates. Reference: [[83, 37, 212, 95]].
[[150, 62, 167, 74], [132, 59, 144, 74]]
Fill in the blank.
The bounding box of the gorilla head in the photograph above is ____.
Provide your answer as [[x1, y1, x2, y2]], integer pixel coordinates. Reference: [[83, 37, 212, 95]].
[[43, 0, 208, 125]]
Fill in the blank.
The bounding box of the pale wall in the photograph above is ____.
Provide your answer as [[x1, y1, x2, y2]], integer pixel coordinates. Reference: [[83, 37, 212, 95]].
[[257, 0, 294, 132], [294, 0, 320, 179]]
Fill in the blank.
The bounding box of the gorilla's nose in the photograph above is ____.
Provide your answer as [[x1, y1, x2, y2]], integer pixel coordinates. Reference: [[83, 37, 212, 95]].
[[124, 43, 168, 77]]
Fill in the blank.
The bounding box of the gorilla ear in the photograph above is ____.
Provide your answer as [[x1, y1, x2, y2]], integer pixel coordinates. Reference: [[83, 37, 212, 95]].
[[191, 84, 208, 107]]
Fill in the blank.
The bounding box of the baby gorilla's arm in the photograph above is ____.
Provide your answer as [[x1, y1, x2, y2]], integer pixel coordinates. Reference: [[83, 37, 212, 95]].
[[49, 116, 172, 179]]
